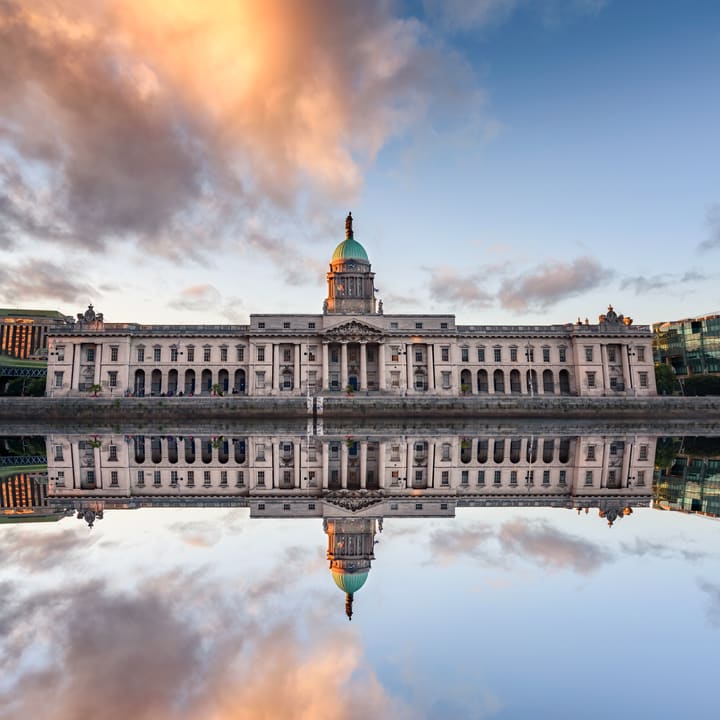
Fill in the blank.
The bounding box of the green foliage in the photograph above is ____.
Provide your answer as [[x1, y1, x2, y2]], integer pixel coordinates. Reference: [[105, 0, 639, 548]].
[[654, 438, 682, 469], [654, 363, 679, 395], [683, 374, 720, 396], [1, 377, 45, 396]]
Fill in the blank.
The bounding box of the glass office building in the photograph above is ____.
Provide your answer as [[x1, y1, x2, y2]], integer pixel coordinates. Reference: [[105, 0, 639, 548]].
[[653, 312, 720, 376]]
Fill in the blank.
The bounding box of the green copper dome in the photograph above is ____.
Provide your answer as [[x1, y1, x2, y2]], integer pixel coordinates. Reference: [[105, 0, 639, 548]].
[[332, 237, 369, 263], [331, 570, 369, 595], [331, 212, 369, 263]]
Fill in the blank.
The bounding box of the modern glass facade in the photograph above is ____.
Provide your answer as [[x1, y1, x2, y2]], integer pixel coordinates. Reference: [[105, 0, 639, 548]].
[[653, 312, 720, 376]]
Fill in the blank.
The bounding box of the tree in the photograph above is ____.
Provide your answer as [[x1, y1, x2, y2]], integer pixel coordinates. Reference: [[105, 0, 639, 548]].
[[683, 374, 720, 396], [654, 363, 680, 395], [88, 383, 102, 397]]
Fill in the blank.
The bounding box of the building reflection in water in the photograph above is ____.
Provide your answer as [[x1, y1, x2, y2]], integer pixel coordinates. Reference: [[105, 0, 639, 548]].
[[41, 431, 655, 617]]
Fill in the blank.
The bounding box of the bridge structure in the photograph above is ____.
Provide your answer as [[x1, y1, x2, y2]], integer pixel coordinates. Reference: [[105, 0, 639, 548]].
[[0, 356, 47, 378]]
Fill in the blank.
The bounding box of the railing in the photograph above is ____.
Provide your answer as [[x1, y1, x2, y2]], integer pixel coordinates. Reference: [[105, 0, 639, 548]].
[[0, 455, 47, 467]]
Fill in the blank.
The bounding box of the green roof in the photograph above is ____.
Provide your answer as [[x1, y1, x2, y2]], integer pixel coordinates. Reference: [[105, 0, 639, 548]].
[[331, 570, 369, 595], [0, 308, 68, 319], [331, 238, 369, 263]]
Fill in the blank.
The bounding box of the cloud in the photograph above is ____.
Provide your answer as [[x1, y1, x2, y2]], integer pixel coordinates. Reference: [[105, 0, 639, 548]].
[[0, 528, 94, 572], [0, 569, 412, 720], [167, 284, 246, 323], [427, 267, 496, 309], [0, 259, 97, 304], [620, 269, 708, 294], [698, 203, 720, 252], [429, 518, 612, 574], [620, 538, 711, 564], [423, 0, 607, 33], [498, 257, 612, 311], [699, 580, 720, 626], [0, 0, 482, 272]]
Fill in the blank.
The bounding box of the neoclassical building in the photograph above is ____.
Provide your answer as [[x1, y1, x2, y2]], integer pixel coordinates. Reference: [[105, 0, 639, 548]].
[[46, 214, 656, 397]]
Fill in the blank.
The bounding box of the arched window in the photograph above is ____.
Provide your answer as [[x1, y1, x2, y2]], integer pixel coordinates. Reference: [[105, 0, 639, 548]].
[[543, 369, 554, 394], [477, 370, 489, 393], [493, 369, 505, 393], [493, 439, 505, 463], [510, 438, 521, 463], [559, 369, 571, 395], [510, 369, 521, 394], [460, 369, 472, 394], [543, 439, 554, 463]]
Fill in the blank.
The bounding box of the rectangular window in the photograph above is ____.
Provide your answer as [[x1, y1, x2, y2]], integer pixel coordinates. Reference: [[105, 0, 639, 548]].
[[203, 471, 211, 486], [441, 371, 451, 389], [108, 445, 118, 461], [415, 350, 423, 362], [610, 377, 617, 388], [137, 470, 145, 486], [257, 346, 265, 362], [137, 347, 145, 362], [56, 346, 65, 361], [441, 322, 448, 329], [585, 347, 593, 362], [415, 322, 423, 329], [283, 321, 291, 329], [258, 322, 265, 329], [559, 347, 566, 362], [256, 444, 265, 461], [308, 322, 316, 329], [542, 470, 550, 485], [391, 371, 400, 387], [477, 470, 485, 485], [559, 470, 567, 485], [308, 346, 317, 362], [283, 349, 292, 362], [441, 471, 449, 486], [220, 471, 228, 487], [494, 347, 502, 363], [170, 347, 178, 362], [585, 470, 593, 486], [108, 371, 118, 387], [460, 470, 469, 485], [220, 347, 228, 362], [637, 347, 646, 362], [256, 372, 265, 389], [525, 348, 534, 362], [608, 348, 616, 362], [154, 470, 161, 486], [170, 470, 178, 486], [110, 346, 119, 362], [542, 348, 550, 362], [639, 372, 649, 388], [639, 445, 648, 461], [54, 445, 64, 461], [187, 347, 195, 362], [54, 371, 64, 388], [236, 346, 245, 361], [390, 322, 398, 329], [441, 443, 451, 460], [494, 470, 501, 485], [187, 471, 194, 487], [236, 471, 245, 487], [587, 445, 596, 461], [477, 347, 485, 362], [441, 347, 449, 362], [54, 470, 64, 486], [510, 347, 518, 362], [610, 443, 618, 456], [86, 348, 95, 362], [391, 346, 399, 362], [587, 372, 596, 388], [510, 470, 517, 486], [608, 470, 616, 484], [203, 347, 211, 362], [461, 347, 469, 362], [257, 503, 265, 511], [415, 503, 423, 510], [154, 347, 161, 362], [110, 471, 119, 487], [636, 470, 646, 486]]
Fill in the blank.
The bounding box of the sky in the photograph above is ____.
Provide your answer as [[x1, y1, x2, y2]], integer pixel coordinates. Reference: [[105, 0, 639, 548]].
[[2, 500, 720, 719], [1, 0, 719, 327]]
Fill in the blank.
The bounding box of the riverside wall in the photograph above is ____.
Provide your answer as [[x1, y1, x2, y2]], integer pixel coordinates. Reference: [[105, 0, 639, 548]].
[[0, 395, 719, 426]]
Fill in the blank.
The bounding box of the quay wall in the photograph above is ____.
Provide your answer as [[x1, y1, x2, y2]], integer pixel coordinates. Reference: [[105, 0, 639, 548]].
[[0, 396, 719, 424]]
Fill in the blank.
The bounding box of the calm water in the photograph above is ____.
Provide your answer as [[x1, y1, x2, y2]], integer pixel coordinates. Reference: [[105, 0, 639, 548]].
[[1, 427, 719, 720]]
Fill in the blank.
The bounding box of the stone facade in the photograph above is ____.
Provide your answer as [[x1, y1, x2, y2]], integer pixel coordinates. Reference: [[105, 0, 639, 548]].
[[45, 216, 656, 397]]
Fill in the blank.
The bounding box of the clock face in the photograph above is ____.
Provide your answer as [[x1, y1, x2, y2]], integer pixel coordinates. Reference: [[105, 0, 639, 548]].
[[347, 262, 356, 269]]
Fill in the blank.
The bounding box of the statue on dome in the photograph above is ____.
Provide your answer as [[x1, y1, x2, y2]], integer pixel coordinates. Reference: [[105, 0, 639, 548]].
[[345, 211, 353, 238]]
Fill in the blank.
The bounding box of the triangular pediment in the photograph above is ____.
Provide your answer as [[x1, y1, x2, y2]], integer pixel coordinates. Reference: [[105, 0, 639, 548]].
[[323, 491, 385, 514], [322, 319, 384, 341]]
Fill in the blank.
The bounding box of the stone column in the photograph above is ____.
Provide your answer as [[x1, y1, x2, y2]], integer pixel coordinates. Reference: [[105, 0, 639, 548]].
[[294, 343, 301, 393], [378, 343, 386, 390], [360, 342, 367, 391], [377, 441, 386, 488], [294, 442, 301, 489], [600, 344, 610, 394], [406, 441, 413, 488], [427, 344, 435, 391], [427, 441, 436, 487], [341, 342, 348, 390], [322, 442, 329, 489], [72, 344, 82, 392], [322, 343, 329, 391], [93, 343, 102, 386], [621, 344, 633, 394], [273, 344, 280, 394], [406, 345, 413, 392], [360, 441, 367, 489], [341, 442, 348, 489], [449, 345, 458, 394], [271, 441, 280, 489]]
